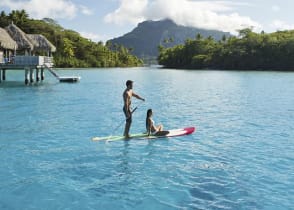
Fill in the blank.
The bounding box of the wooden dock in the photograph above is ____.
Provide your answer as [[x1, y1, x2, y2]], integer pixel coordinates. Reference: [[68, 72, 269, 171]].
[[0, 55, 80, 84], [0, 23, 80, 84]]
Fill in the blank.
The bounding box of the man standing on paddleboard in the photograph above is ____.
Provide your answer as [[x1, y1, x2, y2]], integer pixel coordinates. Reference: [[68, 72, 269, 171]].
[[123, 80, 145, 138]]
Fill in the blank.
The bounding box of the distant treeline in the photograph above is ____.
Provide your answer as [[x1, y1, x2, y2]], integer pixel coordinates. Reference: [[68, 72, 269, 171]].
[[158, 29, 294, 70], [0, 10, 143, 68]]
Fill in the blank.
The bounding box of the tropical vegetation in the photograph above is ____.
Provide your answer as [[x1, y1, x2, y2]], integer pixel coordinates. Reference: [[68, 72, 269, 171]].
[[0, 10, 143, 68], [158, 28, 294, 70]]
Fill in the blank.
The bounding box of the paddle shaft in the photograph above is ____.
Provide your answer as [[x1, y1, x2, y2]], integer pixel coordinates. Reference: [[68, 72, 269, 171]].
[[112, 101, 143, 134]]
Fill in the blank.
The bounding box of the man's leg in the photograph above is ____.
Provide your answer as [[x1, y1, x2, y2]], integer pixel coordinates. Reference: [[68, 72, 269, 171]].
[[124, 117, 132, 138]]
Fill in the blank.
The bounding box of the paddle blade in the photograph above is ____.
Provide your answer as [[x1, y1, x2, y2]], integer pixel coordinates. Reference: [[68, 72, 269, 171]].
[[92, 136, 111, 141]]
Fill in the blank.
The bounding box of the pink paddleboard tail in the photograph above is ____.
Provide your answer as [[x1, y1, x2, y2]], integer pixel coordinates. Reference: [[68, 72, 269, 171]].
[[184, 127, 196, 135]]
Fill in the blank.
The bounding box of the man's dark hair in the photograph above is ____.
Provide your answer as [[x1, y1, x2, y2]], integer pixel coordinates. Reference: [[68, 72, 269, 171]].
[[126, 80, 133, 87]]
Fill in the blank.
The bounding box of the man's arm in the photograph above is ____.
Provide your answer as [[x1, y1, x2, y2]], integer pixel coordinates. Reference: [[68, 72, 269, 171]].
[[132, 92, 145, 101]]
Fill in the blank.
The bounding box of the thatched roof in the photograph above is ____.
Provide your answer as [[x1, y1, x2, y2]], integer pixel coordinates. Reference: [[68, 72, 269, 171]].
[[5, 23, 34, 50], [3, 23, 56, 53], [0, 27, 17, 50], [26, 34, 56, 52]]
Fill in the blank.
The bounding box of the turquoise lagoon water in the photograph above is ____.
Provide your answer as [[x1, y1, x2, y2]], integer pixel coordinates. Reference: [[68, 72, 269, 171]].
[[0, 67, 293, 209]]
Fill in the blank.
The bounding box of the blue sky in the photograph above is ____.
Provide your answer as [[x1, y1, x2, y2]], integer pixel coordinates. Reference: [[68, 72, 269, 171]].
[[1, 0, 294, 43]]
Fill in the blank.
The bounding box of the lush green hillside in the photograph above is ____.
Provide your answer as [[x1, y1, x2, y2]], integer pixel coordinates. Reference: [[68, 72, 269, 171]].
[[0, 10, 143, 68], [108, 19, 231, 61], [158, 28, 294, 70]]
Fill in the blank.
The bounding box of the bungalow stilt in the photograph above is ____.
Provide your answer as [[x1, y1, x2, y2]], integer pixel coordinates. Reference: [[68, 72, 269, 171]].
[[2, 70, 6, 80], [36, 68, 40, 82]]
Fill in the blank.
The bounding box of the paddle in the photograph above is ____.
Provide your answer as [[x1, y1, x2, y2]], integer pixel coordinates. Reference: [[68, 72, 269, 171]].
[[110, 100, 145, 137], [92, 100, 145, 141]]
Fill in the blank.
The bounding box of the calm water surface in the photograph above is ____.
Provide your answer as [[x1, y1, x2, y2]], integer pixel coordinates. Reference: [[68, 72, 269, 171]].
[[0, 67, 293, 209]]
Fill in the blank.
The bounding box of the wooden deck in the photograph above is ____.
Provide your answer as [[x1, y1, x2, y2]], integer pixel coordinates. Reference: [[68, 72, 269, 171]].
[[0, 55, 80, 84]]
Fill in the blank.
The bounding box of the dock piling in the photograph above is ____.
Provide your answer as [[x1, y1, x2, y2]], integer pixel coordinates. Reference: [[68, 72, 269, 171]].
[[36, 68, 40, 82], [41, 68, 44, 81], [25, 69, 29, 85], [29, 69, 34, 83], [2, 70, 6, 80]]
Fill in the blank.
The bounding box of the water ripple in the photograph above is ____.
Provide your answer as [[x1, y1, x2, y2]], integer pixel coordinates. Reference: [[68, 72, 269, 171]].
[[1, 69, 294, 209]]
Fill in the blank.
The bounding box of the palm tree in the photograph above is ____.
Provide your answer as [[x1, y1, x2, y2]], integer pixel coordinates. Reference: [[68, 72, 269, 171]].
[[0, 11, 8, 26], [18, 10, 29, 24], [196, 33, 203, 40], [9, 10, 18, 24], [8, 10, 29, 25]]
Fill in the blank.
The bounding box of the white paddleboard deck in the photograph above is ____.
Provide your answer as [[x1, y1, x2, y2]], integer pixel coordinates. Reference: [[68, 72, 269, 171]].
[[92, 127, 195, 141]]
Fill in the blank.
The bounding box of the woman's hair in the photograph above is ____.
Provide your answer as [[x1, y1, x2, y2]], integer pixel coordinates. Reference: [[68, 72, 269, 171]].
[[147, 109, 152, 117], [146, 109, 153, 129]]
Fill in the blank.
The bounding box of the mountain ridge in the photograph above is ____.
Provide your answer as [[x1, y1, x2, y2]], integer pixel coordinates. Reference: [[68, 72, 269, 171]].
[[108, 19, 231, 59]]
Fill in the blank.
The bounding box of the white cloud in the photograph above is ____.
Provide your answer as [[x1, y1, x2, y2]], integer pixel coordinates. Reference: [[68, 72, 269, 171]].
[[104, 0, 148, 25], [271, 5, 280, 12], [0, 0, 92, 19], [104, 0, 261, 34], [80, 31, 107, 43], [270, 20, 294, 31], [79, 5, 93, 16]]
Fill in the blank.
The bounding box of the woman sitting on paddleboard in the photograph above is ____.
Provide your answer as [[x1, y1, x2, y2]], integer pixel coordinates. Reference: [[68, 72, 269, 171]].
[[146, 109, 163, 136]]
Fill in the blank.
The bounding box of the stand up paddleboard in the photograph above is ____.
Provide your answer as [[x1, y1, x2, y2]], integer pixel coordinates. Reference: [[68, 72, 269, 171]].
[[92, 127, 195, 141]]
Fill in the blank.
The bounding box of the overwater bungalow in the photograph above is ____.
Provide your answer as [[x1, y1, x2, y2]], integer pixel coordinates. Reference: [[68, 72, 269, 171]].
[[0, 23, 79, 84], [0, 27, 17, 64], [26, 34, 56, 56], [5, 23, 33, 55]]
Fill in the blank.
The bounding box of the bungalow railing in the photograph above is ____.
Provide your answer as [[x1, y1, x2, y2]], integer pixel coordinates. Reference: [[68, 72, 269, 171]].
[[0, 55, 54, 67], [0, 55, 80, 84], [13, 56, 54, 67]]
